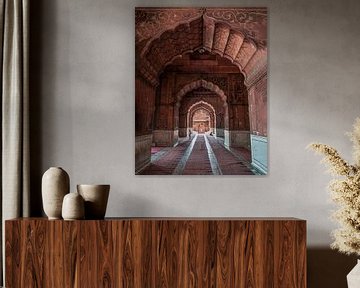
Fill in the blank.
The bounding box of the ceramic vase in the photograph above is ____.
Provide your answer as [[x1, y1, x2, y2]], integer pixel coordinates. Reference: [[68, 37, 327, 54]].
[[77, 184, 110, 219], [347, 259, 360, 287], [62, 192, 85, 220], [42, 167, 70, 219]]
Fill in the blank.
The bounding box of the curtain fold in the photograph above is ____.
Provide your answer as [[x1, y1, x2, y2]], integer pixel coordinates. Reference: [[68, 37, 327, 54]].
[[0, 0, 30, 284]]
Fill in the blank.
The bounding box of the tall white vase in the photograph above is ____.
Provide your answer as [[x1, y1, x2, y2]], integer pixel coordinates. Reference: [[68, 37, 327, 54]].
[[42, 167, 70, 219], [347, 260, 360, 288]]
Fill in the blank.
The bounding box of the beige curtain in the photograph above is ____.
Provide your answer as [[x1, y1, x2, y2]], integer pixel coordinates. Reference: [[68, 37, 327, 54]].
[[0, 0, 30, 284]]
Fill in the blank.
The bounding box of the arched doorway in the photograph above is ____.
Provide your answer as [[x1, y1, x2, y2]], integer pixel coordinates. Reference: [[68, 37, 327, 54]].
[[187, 100, 216, 136], [192, 109, 210, 133], [174, 79, 229, 145]]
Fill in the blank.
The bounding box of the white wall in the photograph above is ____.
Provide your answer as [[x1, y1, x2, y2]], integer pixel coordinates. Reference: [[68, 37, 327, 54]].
[[35, 0, 360, 247]]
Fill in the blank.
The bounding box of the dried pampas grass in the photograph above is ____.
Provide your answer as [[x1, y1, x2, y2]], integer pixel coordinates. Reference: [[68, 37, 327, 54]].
[[308, 118, 360, 256]]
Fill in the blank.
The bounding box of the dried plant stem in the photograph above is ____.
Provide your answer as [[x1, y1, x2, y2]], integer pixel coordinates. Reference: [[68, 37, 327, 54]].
[[308, 118, 360, 256]]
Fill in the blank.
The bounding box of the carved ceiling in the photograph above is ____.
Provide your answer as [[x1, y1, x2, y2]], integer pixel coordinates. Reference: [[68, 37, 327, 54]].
[[136, 8, 203, 43], [136, 8, 267, 87], [136, 8, 267, 46]]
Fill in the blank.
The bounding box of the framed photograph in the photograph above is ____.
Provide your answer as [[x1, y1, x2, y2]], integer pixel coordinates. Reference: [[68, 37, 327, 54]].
[[135, 7, 267, 175]]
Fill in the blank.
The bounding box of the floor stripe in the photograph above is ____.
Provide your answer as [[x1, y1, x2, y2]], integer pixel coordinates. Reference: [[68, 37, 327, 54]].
[[204, 135, 222, 175], [151, 148, 171, 162], [206, 136, 254, 175], [172, 134, 198, 175], [139, 138, 193, 175], [183, 135, 213, 175]]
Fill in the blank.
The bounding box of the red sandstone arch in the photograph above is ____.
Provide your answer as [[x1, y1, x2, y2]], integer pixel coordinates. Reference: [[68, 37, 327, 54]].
[[175, 79, 227, 104], [136, 9, 267, 86], [174, 79, 228, 130], [187, 101, 216, 134]]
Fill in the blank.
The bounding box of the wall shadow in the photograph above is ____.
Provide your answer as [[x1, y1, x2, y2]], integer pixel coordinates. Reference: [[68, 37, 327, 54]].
[[29, 0, 45, 216], [308, 248, 357, 288], [111, 193, 183, 217]]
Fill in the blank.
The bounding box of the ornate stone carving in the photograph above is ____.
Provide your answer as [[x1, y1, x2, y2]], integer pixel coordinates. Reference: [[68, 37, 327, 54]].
[[137, 58, 159, 87], [212, 24, 230, 54], [135, 8, 203, 43], [136, 8, 267, 47], [183, 88, 219, 100], [203, 17, 215, 51], [228, 74, 248, 105], [205, 8, 267, 47], [145, 18, 203, 73], [235, 40, 257, 70], [244, 48, 267, 87], [136, 8, 267, 86], [202, 76, 228, 93], [224, 32, 244, 60], [155, 105, 172, 130], [175, 79, 227, 104]]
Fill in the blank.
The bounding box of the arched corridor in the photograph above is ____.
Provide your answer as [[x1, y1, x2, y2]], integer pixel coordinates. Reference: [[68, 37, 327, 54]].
[[140, 134, 255, 175], [135, 8, 267, 175]]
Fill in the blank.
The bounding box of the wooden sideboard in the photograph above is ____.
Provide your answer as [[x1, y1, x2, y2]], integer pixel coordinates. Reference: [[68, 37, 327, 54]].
[[5, 218, 306, 287]]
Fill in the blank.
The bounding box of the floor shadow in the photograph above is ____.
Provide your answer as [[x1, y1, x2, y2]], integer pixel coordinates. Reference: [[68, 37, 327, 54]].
[[308, 248, 357, 288]]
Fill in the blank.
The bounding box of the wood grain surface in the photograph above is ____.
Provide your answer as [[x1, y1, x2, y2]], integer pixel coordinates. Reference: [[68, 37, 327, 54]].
[[6, 218, 306, 288]]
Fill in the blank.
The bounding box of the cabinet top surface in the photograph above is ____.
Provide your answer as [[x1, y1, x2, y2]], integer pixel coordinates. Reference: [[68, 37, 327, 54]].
[[6, 217, 306, 222]]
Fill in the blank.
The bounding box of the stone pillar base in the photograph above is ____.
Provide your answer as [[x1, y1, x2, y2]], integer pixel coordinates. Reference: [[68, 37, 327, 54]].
[[153, 130, 178, 147], [216, 128, 224, 138], [178, 128, 187, 137], [224, 130, 230, 147], [250, 134, 268, 174], [135, 134, 152, 173], [227, 130, 250, 148]]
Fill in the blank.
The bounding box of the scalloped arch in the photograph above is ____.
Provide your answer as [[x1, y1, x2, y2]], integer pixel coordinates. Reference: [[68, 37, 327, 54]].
[[187, 100, 216, 130], [175, 79, 227, 104], [136, 10, 268, 86]]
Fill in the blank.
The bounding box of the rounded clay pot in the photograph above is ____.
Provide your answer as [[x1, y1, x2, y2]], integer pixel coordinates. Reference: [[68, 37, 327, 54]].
[[42, 167, 70, 219], [77, 184, 110, 219], [62, 192, 85, 220]]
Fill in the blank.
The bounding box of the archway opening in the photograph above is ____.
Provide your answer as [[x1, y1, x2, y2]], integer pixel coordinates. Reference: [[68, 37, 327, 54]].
[[192, 108, 211, 134], [186, 100, 216, 137], [192, 109, 210, 134], [174, 79, 229, 142]]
